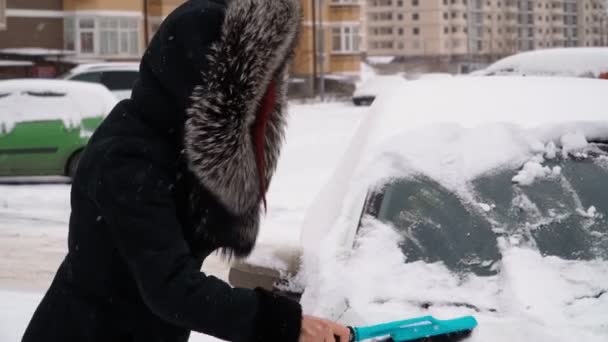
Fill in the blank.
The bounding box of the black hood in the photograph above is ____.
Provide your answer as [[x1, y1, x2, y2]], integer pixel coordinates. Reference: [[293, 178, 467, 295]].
[[130, 0, 302, 257], [130, 0, 227, 138]]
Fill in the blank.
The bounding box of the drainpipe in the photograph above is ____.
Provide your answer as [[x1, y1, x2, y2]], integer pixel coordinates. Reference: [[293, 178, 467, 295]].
[[311, 0, 317, 98], [318, 0, 325, 101]]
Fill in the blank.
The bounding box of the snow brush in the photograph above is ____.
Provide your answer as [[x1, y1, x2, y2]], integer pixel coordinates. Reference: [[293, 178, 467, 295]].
[[345, 315, 477, 342]]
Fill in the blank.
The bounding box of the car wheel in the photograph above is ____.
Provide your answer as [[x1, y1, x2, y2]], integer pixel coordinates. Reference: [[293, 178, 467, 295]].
[[67, 151, 83, 180]]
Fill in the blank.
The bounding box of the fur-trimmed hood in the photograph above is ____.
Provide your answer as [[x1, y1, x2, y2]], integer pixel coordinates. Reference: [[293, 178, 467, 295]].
[[186, 0, 301, 216], [131, 0, 301, 257]]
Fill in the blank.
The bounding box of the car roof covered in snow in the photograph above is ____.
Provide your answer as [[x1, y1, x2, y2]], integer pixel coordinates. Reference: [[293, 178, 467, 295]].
[[65, 62, 140, 75], [473, 48, 608, 78], [301, 76, 608, 250], [353, 75, 408, 97], [0, 79, 117, 131]]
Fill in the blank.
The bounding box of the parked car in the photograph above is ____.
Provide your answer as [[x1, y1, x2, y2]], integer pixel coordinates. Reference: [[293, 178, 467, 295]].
[[352, 75, 407, 106], [472, 47, 608, 79], [61, 63, 139, 100], [0, 79, 116, 181], [230, 77, 608, 341]]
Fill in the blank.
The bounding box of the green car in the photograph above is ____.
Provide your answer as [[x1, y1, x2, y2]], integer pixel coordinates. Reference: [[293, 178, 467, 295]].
[[0, 79, 117, 181]]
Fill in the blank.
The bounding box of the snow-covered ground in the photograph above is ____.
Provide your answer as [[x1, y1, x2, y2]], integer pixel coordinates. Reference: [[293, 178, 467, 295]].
[[0, 102, 366, 341]]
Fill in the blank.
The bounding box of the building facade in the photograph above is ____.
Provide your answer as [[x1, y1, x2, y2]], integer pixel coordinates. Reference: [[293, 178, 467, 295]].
[[0, 0, 65, 50], [1, 0, 364, 94], [366, 0, 608, 71], [0, 0, 6, 31], [290, 0, 364, 96]]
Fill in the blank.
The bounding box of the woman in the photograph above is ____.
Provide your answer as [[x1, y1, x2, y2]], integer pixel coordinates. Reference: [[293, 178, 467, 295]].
[[23, 0, 349, 341]]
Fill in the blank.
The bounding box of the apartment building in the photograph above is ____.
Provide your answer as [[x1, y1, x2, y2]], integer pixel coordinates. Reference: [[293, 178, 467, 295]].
[[291, 0, 364, 96], [366, 0, 608, 72], [0, 0, 65, 49]]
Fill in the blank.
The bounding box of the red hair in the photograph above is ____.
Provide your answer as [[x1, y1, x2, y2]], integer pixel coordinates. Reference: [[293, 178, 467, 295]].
[[252, 80, 277, 211]]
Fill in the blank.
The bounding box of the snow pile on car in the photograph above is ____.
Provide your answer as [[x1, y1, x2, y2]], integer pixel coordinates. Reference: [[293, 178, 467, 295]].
[[473, 48, 608, 78], [297, 77, 608, 341], [0, 79, 117, 133], [301, 76, 608, 254]]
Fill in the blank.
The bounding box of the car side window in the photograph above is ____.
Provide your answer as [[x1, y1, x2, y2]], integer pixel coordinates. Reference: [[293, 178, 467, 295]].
[[70, 72, 102, 84], [99, 71, 138, 91]]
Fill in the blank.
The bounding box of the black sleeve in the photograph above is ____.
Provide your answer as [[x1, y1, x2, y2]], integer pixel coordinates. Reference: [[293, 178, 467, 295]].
[[89, 139, 302, 341]]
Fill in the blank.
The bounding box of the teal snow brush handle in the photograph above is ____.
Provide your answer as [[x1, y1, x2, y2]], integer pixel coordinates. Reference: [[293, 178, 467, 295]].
[[348, 315, 478, 342]]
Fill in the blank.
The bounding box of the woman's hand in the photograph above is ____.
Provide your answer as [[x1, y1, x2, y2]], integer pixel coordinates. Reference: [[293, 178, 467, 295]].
[[299, 315, 351, 342]]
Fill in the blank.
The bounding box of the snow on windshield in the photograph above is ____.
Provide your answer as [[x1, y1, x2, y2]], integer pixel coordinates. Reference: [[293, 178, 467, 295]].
[[300, 217, 608, 342]]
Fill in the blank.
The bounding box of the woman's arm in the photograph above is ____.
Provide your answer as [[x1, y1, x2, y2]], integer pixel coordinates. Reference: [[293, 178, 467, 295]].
[[88, 138, 302, 342]]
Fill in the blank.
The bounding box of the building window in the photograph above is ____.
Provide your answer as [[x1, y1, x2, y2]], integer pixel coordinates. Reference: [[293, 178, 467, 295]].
[[64, 17, 76, 51], [413, 27, 420, 35], [65, 16, 140, 57], [79, 18, 96, 54], [331, 25, 360, 53], [99, 18, 139, 56], [413, 13, 419, 20]]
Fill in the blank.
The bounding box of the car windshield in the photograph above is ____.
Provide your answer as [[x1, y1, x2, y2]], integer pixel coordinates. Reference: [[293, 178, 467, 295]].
[[363, 142, 608, 276]]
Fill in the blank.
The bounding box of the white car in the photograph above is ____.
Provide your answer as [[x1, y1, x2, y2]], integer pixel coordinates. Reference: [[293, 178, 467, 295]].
[[231, 77, 608, 341], [61, 63, 139, 101], [352, 75, 407, 106], [472, 47, 608, 79]]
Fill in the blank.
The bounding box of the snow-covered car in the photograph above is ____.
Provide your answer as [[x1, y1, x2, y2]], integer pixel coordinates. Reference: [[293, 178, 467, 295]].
[[472, 47, 608, 79], [0, 80, 117, 181], [61, 63, 139, 101], [352, 75, 407, 106], [230, 77, 608, 341]]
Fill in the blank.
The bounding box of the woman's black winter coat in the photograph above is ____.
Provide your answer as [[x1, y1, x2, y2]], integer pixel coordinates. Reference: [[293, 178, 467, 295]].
[[23, 0, 303, 341]]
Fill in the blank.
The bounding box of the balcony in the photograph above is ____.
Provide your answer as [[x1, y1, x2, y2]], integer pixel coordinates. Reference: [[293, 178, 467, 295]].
[[328, 0, 361, 7]]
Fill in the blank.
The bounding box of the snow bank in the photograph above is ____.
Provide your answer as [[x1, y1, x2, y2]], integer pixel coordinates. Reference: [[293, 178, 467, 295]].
[[475, 48, 608, 78], [0, 79, 117, 133]]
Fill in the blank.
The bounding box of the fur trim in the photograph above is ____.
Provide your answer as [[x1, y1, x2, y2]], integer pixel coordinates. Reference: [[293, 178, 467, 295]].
[[184, 0, 301, 256]]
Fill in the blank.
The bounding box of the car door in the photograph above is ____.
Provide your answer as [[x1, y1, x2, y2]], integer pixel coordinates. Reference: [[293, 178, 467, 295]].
[[0, 92, 78, 177]]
